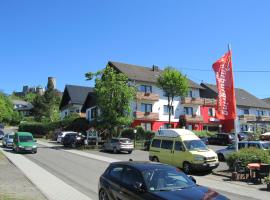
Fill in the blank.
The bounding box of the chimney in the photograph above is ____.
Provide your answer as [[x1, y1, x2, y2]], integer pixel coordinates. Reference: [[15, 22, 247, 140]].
[[152, 65, 159, 71]]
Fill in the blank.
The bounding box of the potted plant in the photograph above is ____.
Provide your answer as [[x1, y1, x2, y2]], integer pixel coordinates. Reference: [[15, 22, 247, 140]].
[[264, 176, 270, 191]]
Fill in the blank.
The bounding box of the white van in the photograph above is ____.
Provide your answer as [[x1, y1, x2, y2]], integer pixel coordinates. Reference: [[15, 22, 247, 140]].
[[149, 129, 219, 173]]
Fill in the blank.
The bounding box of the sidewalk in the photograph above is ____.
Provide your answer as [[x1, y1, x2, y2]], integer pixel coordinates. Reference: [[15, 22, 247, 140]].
[[0, 148, 92, 200], [38, 140, 270, 200]]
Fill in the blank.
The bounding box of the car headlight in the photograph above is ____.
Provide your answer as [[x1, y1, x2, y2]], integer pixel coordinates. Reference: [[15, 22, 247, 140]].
[[194, 156, 205, 161], [33, 145, 37, 148], [19, 145, 23, 148]]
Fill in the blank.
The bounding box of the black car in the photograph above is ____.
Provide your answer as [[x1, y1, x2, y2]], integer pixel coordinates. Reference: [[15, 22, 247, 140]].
[[62, 133, 85, 148], [98, 161, 228, 200], [0, 130, 4, 140], [208, 133, 235, 145]]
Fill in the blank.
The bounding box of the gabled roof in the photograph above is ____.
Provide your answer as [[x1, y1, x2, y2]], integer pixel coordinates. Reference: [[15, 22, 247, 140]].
[[59, 85, 93, 110], [108, 61, 202, 89], [200, 83, 270, 109], [81, 92, 97, 112], [11, 99, 33, 111], [262, 98, 270, 105]]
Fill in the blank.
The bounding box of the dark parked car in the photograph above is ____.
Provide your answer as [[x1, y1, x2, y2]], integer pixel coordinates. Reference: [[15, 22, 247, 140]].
[[208, 133, 235, 145], [98, 161, 228, 200], [62, 133, 85, 148], [0, 130, 4, 140], [199, 137, 209, 145]]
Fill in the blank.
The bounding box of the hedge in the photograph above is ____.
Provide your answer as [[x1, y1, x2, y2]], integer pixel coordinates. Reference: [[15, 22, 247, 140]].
[[120, 127, 155, 140], [226, 147, 270, 170]]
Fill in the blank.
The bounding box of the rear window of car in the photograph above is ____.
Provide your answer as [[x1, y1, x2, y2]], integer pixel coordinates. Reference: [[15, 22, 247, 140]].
[[111, 139, 119, 143], [120, 139, 131, 143], [262, 142, 270, 149], [109, 166, 124, 180], [151, 139, 161, 148], [8, 135, 14, 139], [161, 140, 173, 150]]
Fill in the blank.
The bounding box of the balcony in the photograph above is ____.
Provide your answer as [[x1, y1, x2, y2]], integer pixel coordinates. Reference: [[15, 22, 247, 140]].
[[180, 115, 204, 123], [238, 114, 256, 122], [133, 111, 159, 121], [202, 98, 217, 106], [256, 115, 270, 122], [181, 97, 204, 105], [136, 92, 159, 101]]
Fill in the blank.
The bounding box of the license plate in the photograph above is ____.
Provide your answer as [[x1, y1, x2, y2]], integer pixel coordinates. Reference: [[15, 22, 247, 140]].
[[25, 148, 32, 150], [209, 163, 216, 167]]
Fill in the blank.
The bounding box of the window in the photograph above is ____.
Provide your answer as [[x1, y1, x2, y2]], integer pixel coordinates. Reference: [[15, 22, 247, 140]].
[[141, 103, 152, 112], [140, 85, 152, 93], [163, 91, 169, 97], [238, 143, 246, 149], [151, 139, 161, 148], [188, 90, 193, 97], [174, 141, 185, 151], [122, 168, 143, 186], [161, 140, 173, 150], [208, 108, 214, 116], [248, 143, 260, 148], [109, 166, 124, 181], [257, 110, 264, 116], [243, 109, 249, 115], [91, 107, 97, 119], [141, 123, 151, 131], [163, 105, 174, 115], [184, 107, 193, 115]]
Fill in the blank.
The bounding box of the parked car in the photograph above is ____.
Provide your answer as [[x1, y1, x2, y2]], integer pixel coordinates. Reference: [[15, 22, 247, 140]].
[[98, 161, 228, 200], [216, 140, 270, 161], [62, 133, 85, 148], [0, 123, 4, 130], [0, 130, 4, 140], [57, 131, 77, 143], [208, 133, 235, 145], [13, 132, 37, 154], [149, 129, 219, 174], [103, 138, 134, 154], [199, 136, 209, 145], [2, 133, 14, 148], [260, 132, 270, 141]]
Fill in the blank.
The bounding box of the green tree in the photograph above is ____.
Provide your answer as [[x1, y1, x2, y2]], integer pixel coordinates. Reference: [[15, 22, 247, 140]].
[[24, 92, 38, 103], [157, 67, 189, 126], [0, 93, 14, 123], [86, 65, 136, 135]]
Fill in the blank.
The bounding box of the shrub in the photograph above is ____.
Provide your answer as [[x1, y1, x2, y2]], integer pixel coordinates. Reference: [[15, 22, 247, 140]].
[[65, 118, 90, 133], [121, 128, 134, 139], [18, 122, 47, 137], [145, 130, 155, 140], [193, 130, 216, 137], [226, 147, 270, 170]]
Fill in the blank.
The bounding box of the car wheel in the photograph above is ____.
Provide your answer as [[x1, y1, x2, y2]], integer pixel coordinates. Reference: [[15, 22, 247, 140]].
[[183, 162, 192, 174], [99, 189, 109, 200], [113, 147, 118, 154], [218, 153, 225, 162], [152, 156, 159, 162], [15, 147, 19, 154], [128, 150, 132, 154], [32, 150, 37, 154], [71, 142, 76, 149]]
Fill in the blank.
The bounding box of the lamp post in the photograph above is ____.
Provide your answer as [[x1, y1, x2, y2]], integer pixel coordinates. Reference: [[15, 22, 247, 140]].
[[219, 124, 222, 133], [133, 129, 137, 147]]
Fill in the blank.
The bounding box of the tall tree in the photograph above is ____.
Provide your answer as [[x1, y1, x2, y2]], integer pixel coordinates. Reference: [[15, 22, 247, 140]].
[[0, 93, 15, 123], [86, 65, 135, 135], [157, 67, 189, 126]]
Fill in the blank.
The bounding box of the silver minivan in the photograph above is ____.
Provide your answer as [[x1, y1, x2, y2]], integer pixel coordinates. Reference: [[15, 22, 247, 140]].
[[103, 138, 134, 154], [2, 133, 14, 148]]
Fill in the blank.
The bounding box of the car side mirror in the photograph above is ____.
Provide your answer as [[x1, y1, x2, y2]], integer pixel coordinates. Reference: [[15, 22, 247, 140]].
[[133, 182, 145, 193], [189, 176, 196, 183]]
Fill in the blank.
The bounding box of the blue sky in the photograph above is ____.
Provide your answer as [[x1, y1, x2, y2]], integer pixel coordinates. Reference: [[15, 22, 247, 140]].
[[1, 0, 270, 98]]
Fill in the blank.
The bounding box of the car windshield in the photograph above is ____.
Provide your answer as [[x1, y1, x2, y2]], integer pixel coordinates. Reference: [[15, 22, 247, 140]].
[[19, 135, 33, 142], [142, 168, 195, 192], [183, 140, 208, 151], [262, 142, 270, 149], [8, 135, 14, 139]]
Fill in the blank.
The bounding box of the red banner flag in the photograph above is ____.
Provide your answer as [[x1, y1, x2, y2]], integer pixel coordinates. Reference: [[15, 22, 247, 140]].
[[212, 50, 237, 120]]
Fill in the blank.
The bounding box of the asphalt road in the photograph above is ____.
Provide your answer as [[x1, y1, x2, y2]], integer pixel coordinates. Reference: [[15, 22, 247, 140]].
[[20, 144, 259, 200]]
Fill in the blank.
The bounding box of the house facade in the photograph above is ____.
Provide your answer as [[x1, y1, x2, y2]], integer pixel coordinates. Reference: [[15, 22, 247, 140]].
[[200, 83, 270, 133], [11, 100, 33, 116], [106, 61, 216, 131], [59, 85, 93, 119]]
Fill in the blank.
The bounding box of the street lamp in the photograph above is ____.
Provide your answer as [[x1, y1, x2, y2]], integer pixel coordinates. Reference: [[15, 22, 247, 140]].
[[133, 129, 137, 147], [218, 124, 222, 133]]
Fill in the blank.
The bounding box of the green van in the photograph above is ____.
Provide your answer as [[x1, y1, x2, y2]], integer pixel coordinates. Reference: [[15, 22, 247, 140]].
[[13, 132, 37, 154]]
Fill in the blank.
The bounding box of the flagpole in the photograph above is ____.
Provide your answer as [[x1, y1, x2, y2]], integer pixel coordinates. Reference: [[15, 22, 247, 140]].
[[228, 44, 239, 151]]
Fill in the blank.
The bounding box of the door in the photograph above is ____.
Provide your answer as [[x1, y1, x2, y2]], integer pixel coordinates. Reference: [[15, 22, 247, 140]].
[[159, 139, 174, 165], [118, 167, 145, 200], [107, 165, 124, 199], [172, 140, 189, 168]]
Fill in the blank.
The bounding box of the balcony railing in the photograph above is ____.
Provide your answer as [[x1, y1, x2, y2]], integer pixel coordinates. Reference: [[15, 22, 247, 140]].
[[202, 98, 217, 106], [133, 111, 159, 121], [180, 114, 204, 123], [257, 115, 270, 121], [136, 92, 159, 101], [238, 114, 256, 122], [181, 97, 204, 105]]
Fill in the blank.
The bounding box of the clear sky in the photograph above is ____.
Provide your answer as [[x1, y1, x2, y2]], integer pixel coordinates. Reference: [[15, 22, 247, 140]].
[[1, 0, 270, 98]]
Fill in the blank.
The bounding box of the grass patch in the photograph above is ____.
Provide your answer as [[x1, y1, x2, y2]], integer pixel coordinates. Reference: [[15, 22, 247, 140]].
[[0, 194, 24, 200], [0, 151, 4, 160]]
